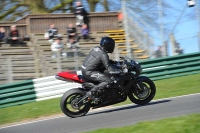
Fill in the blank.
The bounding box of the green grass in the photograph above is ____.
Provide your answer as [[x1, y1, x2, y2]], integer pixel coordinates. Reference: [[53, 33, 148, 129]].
[[83, 113, 200, 133], [0, 98, 61, 125], [0, 73, 200, 125]]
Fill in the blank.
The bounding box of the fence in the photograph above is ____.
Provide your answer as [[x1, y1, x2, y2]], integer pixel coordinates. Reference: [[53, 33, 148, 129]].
[[0, 12, 119, 37], [121, 1, 155, 59], [0, 76, 81, 108], [0, 52, 200, 108], [140, 52, 200, 80], [0, 41, 132, 84], [0, 55, 40, 84]]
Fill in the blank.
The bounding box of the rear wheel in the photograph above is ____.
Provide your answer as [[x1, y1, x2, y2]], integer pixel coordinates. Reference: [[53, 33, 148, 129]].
[[128, 77, 156, 105], [60, 88, 90, 118]]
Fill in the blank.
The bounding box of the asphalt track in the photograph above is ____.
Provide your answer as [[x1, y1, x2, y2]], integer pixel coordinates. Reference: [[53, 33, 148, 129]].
[[1, 93, 200, 133]]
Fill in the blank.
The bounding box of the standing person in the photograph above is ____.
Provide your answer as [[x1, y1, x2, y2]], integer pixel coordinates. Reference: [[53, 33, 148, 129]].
[[67, 38, 80, 57], [0, 27, 5, 43], [175, 43, 183, 55], [51, 37, 67, 58], [67, 38, 79, 50], [81, 24, 89, 41], [155, 46, 162, 58], [74, 1, 88, 26], [8, 25, 21, 46]]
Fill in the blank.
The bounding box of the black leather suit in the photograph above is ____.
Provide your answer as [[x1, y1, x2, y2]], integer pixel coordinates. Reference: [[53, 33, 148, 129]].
[[81, 46, 121, 90]]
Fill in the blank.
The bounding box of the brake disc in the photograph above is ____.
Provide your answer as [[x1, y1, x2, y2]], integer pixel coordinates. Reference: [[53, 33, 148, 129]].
[[71, 97, 80, 110], [136, 84, 150, 99]]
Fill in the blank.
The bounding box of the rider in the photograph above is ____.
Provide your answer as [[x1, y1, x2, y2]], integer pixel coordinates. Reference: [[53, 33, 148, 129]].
[[81, 37, 122, 100]]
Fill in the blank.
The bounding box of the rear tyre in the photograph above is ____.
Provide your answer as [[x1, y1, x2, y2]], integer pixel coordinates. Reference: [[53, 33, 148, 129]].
[[128, 77, 156, 105], [60, 88, 90, 118]]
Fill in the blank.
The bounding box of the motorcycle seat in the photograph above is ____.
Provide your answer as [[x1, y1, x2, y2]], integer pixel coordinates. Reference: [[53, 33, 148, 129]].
[[78, 75, 90, 82], [78, 75, 99, 84]]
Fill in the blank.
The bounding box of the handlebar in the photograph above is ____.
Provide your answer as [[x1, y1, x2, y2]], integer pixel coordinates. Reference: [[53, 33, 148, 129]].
[[109, 56, 142, 77]]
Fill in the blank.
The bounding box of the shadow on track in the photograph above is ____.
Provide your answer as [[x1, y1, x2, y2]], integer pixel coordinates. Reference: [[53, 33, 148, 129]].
[[86, 99, 171, 117]]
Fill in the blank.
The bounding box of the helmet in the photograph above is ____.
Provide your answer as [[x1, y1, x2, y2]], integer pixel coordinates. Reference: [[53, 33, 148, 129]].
[[100, 37, 115, 53]]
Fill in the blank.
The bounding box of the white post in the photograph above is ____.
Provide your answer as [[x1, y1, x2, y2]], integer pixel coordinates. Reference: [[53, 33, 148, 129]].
[[170, 33, 176, 56], [122, 0, 131, 58], [195, 0, 200, 52], [7, 57, 13, 83], [157, 0, 165, 56], [74, 51, 79, 71], [115, 44, 119, 60], [57, 52, 61, 72]]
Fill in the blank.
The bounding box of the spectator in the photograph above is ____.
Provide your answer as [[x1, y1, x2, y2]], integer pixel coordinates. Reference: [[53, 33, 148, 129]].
[[81, 24, 89, 41], [175, 43, 183, 55], [66, 24, 77, 40], [45, 24, 58, 43], [67, 38, 79, 50], [67, 38, 80, 57], [51, 37, 67, 58], [155, 46, 162, 58], [8, 25, 21, 46], [0, 27, 5, 42], [74, 1, 88, 26]]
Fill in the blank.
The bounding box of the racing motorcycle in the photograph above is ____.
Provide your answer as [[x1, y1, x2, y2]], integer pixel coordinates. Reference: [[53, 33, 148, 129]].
[[56, 57, 156, 118]]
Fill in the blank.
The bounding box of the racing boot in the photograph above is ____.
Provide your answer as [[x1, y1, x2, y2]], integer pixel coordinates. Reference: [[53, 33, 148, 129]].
[[86, 86, 98, 101], [86, 82, 108, 101]]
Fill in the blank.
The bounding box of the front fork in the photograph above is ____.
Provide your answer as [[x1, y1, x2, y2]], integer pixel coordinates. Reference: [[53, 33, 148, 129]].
[[136, 82, 144, 91]]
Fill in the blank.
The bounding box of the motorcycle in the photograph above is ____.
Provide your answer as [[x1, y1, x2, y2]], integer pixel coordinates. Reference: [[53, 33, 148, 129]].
[[56, 57, 156, 118]]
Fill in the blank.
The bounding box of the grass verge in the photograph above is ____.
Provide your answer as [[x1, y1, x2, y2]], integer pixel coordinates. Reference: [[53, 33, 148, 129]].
[[83, 113, 200, 133], [1, 73, 200, 125]]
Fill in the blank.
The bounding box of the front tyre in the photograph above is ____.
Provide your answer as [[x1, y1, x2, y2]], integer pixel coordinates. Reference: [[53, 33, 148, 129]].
[[60, 88, 90, 118], [128, 77, 156, 105]]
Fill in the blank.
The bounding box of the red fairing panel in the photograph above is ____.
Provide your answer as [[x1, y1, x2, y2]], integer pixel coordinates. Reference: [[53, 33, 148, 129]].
[[57, 71, 84, 83]]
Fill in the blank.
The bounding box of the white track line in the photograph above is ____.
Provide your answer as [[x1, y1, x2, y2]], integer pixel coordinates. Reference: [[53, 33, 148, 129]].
[[1, 93, 200, 129]]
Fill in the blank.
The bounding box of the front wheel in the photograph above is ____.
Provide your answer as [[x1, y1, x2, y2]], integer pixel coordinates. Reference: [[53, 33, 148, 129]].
[[60, 88, 91, 118], [128, 77, 156, 105]]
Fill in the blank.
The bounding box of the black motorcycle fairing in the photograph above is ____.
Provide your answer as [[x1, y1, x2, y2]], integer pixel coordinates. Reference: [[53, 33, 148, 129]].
[[92, 96, 126, 109], [77, 75, 148, 109], [134, 76, 149, 84], [113, 73, 136, 95], [74, 69, 144, 110], [91, 87, 127, 109], [77, 72, 137, 109]]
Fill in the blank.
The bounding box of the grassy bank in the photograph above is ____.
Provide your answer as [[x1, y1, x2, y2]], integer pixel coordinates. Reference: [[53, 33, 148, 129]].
[[1, 73, 200, 125], [84, 113, 200, 133], [0, 98, 61, 125]]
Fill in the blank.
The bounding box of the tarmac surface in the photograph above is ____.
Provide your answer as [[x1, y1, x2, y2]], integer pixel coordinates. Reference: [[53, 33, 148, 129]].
[[1, 93, 200, 133]]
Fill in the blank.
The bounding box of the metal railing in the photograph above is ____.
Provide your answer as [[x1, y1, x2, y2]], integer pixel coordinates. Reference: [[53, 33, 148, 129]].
[[121, 1, 155, 59], [1, 52, 200, 108]]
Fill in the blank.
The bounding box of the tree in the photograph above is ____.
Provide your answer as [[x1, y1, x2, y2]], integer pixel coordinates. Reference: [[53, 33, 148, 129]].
[[0, 0, 74, 21], [87, 0, 100, 12], [102, 0, 109, 11], [0, 0, 121, 21], [0, 0, 189, 34]]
